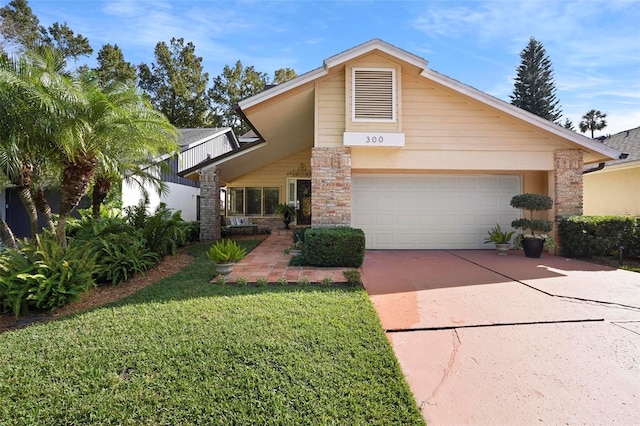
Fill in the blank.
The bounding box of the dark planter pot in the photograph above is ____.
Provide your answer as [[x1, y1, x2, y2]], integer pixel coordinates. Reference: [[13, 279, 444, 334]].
[[522, 238, 544, 258], [283, 213, 292, 229]]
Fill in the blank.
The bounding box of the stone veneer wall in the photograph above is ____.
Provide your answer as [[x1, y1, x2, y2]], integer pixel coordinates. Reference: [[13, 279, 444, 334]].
[[311, 147, 352, 227], [199, 166, 221, 241], [553, 149, 584, 247]]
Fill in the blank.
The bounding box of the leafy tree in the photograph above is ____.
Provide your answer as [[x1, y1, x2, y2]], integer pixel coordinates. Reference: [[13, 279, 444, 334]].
[[0, 0, 92, 62], [273, 67, 297, 84], [563, 118, 575, 131], [138, 37, 210, 127], [0, 0, 44, 53], [46, 21, 92, 62], [209, 60, 268, 134], [579, 109, 607, 138], [94, 43, 136, 86], [510, 37, 562, 123]]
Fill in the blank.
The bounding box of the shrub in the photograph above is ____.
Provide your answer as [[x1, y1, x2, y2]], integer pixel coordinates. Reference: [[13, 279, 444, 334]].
[[303, 227, 365, 267], [255, 277, 268, 287], [181, 221, 200, 243], [343, 270, 362, 286], [91, 231, 159, 285], [559, 216, 639, 258], [140, 204, 187, 256], [0, 236, 96, 316]]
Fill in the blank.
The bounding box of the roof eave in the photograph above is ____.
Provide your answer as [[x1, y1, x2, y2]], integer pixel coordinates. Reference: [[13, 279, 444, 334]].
[[420, 69, 622, 161]]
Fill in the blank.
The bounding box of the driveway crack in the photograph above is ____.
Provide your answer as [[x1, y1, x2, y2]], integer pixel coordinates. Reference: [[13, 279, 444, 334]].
[[447, 251, 640, 311], [427, 329, 461, 404]]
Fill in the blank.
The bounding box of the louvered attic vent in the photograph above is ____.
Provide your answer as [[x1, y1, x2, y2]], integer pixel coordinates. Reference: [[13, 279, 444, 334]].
[[353, 68, 395, 121]]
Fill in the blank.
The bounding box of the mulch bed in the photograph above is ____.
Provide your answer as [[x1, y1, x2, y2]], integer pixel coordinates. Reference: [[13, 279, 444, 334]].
[[0, 250, 194, 334], [0, 234, 271, 335]]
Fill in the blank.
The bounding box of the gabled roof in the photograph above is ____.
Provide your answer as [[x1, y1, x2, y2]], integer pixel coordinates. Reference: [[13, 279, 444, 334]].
[[184, 39, 621, 181], [596, 126, 640, 166], [419, 68, 621, 161], [178, 128, 237, 151]]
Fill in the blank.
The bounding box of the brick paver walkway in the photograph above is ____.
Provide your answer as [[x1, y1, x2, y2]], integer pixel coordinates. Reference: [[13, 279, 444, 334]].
[[227, 230, 351, 284]]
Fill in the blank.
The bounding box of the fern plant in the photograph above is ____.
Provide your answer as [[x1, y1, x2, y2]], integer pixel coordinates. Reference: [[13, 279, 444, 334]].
[[206, 240, 247, 264], [0, 236, 96, 316]]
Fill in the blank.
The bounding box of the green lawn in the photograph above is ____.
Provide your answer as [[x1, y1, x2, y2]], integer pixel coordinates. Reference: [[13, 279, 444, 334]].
[[0, 243, 424, 425]]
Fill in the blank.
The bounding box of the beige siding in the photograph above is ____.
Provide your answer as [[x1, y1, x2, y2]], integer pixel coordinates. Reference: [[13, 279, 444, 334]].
[[315, 53, 562, 171], [315, 71, 345, 148], [584, 166, 640, 215], [226, 148, 312, 203]]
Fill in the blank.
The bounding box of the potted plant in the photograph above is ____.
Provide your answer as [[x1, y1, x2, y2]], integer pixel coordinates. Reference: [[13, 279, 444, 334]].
[[510, 193, 555, 258], [206, 239, 247, 281], [484, 224, 515, 256], [275, 203, 297, 229]]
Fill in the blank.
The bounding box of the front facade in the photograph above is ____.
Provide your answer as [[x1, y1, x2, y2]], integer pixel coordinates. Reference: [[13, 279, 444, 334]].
[[183, 40, 620, 248], [583, 127, 640, 216]]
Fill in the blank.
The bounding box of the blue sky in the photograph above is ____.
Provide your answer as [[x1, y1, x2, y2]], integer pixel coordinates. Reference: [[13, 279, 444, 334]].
[[21, 0, 640, 135]]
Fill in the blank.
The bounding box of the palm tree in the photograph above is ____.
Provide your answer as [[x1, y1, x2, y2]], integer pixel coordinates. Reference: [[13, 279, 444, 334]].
[[0, 47, 73, 239], [53, 74, 178, 247], [579, 109, 608, 138]]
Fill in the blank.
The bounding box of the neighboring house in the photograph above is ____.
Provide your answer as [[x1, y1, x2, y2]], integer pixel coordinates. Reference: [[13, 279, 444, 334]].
[[122, 128, 238, 221], [180, 39, 621, 248], [583, 127, 640, 216]]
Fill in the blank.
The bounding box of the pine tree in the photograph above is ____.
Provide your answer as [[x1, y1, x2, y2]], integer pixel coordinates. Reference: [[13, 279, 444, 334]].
[[510, 37, 562, 123]]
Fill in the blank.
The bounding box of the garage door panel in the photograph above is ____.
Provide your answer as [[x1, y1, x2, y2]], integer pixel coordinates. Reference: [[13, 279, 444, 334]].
[[352, 174, 520, 249]]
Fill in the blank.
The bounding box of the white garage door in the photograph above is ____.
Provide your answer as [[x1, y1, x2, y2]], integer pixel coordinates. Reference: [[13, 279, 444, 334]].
[[352, 174, 521, 249]]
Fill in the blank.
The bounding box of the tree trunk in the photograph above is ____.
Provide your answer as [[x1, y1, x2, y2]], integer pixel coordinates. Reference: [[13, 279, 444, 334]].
[[57, 156, 97, 249], [0, 215, 17, 249], [16, 185, 39, 238], [15, 163, 39, 238], [32, 186, 55, 233], [91, 176, 112, 218]]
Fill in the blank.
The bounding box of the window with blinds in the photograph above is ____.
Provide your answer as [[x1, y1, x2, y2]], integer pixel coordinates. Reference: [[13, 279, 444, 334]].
[[352, 68, 396, 121]]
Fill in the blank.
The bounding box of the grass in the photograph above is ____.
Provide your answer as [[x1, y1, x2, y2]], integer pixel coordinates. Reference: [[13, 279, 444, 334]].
[[0, 243, 424, 425]]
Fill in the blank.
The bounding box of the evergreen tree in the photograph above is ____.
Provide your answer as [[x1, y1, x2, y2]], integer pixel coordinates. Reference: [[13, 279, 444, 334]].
[[510, 37, 562, 123], [95, 43, 136, 86], [273, 67, 297, 84], [563, 118, 575, 131], [0, 0, 92, 62], [138, 38, 210, 128], [579, 109, 607, 138], [209, 60, 268, 135]]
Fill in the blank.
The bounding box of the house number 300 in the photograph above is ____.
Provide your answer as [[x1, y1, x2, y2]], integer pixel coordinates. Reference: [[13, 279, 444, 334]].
[[364, 135, 384, 144]]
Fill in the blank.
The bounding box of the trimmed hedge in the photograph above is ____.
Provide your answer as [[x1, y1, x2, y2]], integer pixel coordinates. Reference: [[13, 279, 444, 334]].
[[559, 216, 639, 258], [303, 227, 365, 267]]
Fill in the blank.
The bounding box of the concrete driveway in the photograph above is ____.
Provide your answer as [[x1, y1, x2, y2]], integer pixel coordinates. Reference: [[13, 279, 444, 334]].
[[362, 250, 640, 425]]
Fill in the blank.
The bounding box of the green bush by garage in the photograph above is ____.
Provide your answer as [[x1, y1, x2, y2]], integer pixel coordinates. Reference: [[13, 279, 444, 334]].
[[559, 216, 639, 259], [301, 227, 366, 268]]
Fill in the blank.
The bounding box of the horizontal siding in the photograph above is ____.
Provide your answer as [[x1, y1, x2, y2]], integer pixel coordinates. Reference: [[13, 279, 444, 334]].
[[401, 76, 558, 152], [227, 149, 312, 197], [178, 133, 234, 172], [316, 71, 345, 148]]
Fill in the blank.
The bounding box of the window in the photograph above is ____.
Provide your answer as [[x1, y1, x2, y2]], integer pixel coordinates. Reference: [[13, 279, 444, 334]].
[[228, 188, 244, 215], [227, 187, 280, 216], [352, 68, 396, 122]]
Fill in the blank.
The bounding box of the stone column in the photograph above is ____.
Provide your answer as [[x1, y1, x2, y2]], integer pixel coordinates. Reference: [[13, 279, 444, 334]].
[[311, 147, 352, 227], [552, 150, 584, 246], [199, 165, 221, 241]]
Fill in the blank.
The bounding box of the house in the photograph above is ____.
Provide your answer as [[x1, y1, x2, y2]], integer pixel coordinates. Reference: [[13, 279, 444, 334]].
[[122, 127, 239, 221], [583, 127, 639, 216], [180, 39, 621, 249]]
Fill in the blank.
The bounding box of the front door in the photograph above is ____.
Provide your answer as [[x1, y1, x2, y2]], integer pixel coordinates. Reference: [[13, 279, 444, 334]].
[[296, 179, 311, 225]]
